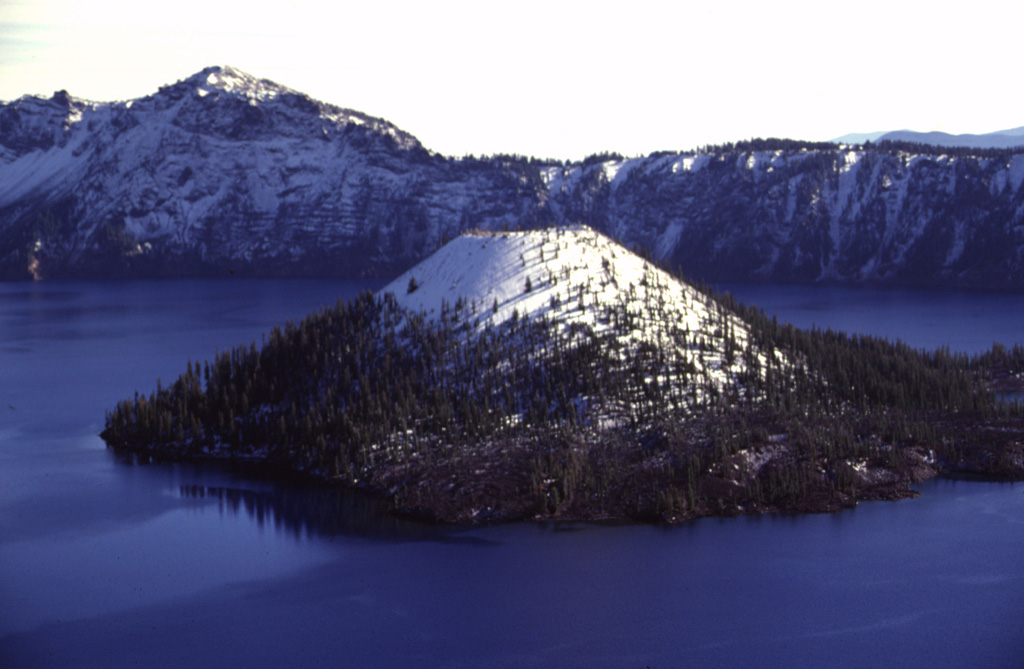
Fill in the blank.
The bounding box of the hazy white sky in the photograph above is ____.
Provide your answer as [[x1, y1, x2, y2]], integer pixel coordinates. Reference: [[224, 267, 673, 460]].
[[2, 0, 1022, 159]]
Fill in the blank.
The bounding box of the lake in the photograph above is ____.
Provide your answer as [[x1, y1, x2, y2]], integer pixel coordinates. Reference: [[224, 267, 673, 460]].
[[1, 280, 1022, 667]]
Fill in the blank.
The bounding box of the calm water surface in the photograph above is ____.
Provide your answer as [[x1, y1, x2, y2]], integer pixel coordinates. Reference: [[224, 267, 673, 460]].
[[721, 283, 1024, 355], [1, 280, 1022, 667]]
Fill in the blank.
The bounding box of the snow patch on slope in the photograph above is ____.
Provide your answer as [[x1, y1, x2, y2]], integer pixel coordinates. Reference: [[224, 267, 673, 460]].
[[671, 154, 710, 173], [602, 158, 642, 189]]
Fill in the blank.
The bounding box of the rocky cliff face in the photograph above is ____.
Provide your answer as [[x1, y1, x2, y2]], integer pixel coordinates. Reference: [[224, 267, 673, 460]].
[[2, 67, 1023, 290], [562, 146, 1024, 290], [0, 66, 544, 279]]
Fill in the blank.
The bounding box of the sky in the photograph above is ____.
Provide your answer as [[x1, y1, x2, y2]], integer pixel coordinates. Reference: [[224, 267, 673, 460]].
[[2, 0, 1022, 160]]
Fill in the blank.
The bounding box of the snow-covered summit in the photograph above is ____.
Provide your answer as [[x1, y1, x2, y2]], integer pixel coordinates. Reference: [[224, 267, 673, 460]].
[[381, 226, 773, 399], [123, 65, 421, 147], [382, 226, 696, 328], [187, 65, 293, 101], [151, 65, 296, 103]]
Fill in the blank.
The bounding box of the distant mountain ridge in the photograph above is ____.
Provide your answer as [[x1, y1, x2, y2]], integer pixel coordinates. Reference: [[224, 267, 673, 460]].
[[2, 66, 1023, 291], [835, 126, 1024, 149]]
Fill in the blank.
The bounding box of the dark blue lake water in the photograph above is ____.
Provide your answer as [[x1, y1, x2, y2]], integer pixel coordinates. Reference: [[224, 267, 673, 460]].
[[1, 280, 1022, 667], [721, 283, 1024, 355]]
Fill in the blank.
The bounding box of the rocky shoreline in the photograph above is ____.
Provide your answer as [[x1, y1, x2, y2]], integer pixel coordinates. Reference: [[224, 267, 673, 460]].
[[106, 410, 1024, 525]]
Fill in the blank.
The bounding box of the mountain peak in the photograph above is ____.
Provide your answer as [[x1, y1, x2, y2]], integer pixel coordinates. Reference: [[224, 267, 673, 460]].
[[380, 226, 759, 397], [184, 65, 294, 101], [382, 227, 674, 328]]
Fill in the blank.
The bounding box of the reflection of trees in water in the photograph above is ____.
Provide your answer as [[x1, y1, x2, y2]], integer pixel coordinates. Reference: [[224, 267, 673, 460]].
[[177, 483, 492, 545], [997, 392, 1023, 405], [112, 451, 495, 543]]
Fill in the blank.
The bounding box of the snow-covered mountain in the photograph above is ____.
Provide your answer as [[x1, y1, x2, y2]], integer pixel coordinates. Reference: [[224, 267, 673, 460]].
[[380, 227, 773, 407], [2, 67, 1023, 291], [0, 65, 542, 278], [556, 143, 1024, 290]]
